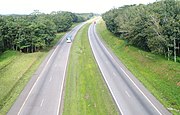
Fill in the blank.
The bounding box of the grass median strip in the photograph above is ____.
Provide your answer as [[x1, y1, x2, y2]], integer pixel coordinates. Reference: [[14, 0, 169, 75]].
[[63, 23, 119, 115], [96, 19, 180, 114]]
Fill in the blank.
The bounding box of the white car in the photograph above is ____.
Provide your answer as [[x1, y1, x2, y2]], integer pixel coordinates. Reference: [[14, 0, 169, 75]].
[[66, 35, 72, 43], [66, 39, 72, 43]]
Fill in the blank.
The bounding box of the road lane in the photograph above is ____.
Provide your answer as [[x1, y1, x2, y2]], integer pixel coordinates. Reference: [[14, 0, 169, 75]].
[[7, 23, 85, 115], [88, 23, 171, 115]]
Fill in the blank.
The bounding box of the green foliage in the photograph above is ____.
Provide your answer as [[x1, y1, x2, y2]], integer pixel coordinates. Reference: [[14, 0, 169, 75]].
[[0, 11, 86, 53], [76, 13, 94, 22], [51, 11, 73, 32], [102, 0, 180, 60]]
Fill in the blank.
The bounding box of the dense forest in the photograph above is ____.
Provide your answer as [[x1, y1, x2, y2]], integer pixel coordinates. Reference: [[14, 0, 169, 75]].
[[0, 11, 91, 53], [102, 0, 180, 62]]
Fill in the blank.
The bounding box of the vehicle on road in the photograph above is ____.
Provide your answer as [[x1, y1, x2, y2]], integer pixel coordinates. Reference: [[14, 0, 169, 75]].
[[66, 35, 72, 43]]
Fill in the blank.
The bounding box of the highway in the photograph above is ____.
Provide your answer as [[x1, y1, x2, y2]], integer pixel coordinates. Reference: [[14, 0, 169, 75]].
[[88, 23, 171, 115], [7, 23, 85, 115]]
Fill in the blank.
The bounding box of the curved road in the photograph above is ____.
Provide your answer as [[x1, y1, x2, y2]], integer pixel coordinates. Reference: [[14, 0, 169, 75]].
[[88, 23, 171, 115], [8, 23, 85, 115]]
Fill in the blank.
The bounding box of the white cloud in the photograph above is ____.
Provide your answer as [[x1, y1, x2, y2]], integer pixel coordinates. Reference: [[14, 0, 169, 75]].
[[0, 0, 156, 14]]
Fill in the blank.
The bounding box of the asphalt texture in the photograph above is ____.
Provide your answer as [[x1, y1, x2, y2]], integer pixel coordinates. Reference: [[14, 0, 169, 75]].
[[88, 23, 171, 115], [7, 23, 85, 115]]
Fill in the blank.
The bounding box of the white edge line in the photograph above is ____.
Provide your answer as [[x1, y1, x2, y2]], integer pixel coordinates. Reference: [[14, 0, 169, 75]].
[[88, 25, 124, 115], [56, 57, 67, 115], [56, 50, 68, 115], [18, 23, 85, 115], [93, 24, 163, 115], [120, 67, 162, 115], [17, 41, 59, 115], [56, 23, 85, 115]]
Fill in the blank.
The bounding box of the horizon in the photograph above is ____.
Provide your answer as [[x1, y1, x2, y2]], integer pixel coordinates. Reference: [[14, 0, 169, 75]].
[[0, 0, 156, 15]]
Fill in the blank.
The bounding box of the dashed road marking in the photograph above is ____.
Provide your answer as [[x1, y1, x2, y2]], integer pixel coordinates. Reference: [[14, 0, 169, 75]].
[[125, 91, 131, 98], [40, 99, 44, 107], [113, 72, 117, 77], [49, 76, 52, 82]]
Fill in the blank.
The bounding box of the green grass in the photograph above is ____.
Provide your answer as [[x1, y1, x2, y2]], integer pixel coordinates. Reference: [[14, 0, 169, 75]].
[[69, 22, 81, 30], [63, 23, 119, 115], [0, 51, 17, 70], [0, 51, 46, 115], [96, 19, 180, 114], [0, 32, 65, 115]]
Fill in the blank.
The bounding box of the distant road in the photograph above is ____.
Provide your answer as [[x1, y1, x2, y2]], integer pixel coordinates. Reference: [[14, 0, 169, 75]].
[[8, 23, 85, 115], [88, 23, 171, 115]]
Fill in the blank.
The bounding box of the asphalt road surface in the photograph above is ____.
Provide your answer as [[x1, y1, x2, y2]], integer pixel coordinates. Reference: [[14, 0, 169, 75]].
[[88, 23, 171, 115], [8, 23, 85, 115]]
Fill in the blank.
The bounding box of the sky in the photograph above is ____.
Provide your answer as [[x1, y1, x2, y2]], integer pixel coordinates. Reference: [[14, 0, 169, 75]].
[[0, 0, 157, 15]]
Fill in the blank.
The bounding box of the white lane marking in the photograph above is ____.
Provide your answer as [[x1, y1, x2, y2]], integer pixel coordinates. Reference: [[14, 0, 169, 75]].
[[93, 26, 115, 61], [17, 41, 59, 115], [56, 40, 69, 115], [55, 65, 58, 67], [125, 91, 131, 98], [56, 61, 67, 115], [88, 25, 124, 115], [120, 67, 162, 115], [17, 23, 85, 115], [56, 23, 86, 115], [113, 72, 117, 77], [93, 24, 163, 115], [40, 99, 44, 107], [49, 76, 52, 82]]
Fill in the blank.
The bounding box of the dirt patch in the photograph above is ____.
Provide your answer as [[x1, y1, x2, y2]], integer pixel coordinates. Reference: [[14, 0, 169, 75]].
[[94, 103, 97, 108], [84, 93, 89, 100], [177, 82, 180, 86]]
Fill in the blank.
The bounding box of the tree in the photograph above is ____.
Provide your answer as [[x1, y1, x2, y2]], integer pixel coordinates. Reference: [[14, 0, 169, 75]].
[[102, 0, 180, 61], [0, 11, 84, 53]]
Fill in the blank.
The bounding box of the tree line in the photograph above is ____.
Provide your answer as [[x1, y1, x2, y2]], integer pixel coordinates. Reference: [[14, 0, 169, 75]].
[[102, 0, 180, 62], [0, 11, 91, 53]]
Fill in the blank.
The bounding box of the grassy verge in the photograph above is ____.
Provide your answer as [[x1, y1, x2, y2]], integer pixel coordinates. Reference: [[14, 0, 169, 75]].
[[63, 23, 119, 115], [0, 51, 46, 115], [0, 32, 65, 115], [69, 22, 81, 30], [96, 19, 180, 114]]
